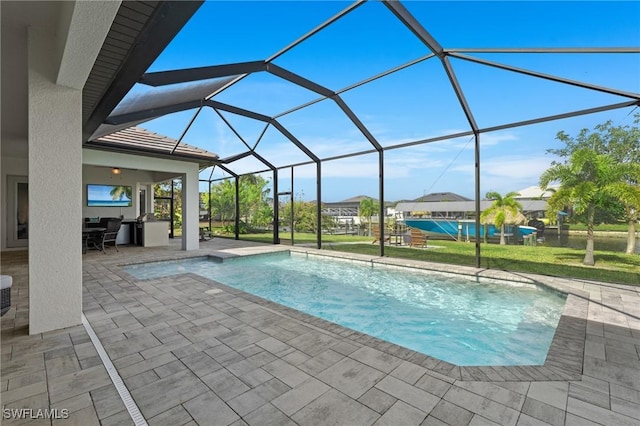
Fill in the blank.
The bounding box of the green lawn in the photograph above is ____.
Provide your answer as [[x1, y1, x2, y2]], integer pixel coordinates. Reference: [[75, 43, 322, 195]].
[[218, 232, 640, 286], [565, 223, 631, 232]]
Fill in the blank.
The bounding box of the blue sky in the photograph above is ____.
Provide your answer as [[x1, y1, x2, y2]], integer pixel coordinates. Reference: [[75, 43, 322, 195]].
[[132, 1, 640, 202]]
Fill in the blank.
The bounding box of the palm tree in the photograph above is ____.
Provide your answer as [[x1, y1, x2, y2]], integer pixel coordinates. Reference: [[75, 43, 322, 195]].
[[109, 186, 132, 202], [480, 191, 523, 245], [606, 164, 640, 254], [540, 148, 621, 265], [359, 198, 378, 237]]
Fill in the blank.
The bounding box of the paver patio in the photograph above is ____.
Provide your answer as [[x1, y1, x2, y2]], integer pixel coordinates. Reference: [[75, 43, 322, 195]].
[[1, 239, 639, 425]]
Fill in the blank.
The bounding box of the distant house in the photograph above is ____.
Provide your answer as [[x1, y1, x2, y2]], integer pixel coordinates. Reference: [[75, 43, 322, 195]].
[[513, 185, 558, 199], [395, 192, 475, 220], [412, 192, 472, 202], [322, 188, 558, 225], [395, 188, 556, 220], [322, 195, 395, 224], [513, 185, 559, 218]]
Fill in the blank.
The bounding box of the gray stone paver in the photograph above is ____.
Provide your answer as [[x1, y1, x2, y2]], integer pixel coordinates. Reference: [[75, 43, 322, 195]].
[[373, 400, 426, 425], [262, 359, 311, 388], [429, 399, 474, 425], [124, 369, 160, 390], [422, 416, 451, 426], [443, 385, 520, 426], [564, 412, 602, 426], [376, 375, 441, 413], [147, 405, 194, 426], [415, 371, 454, 398], [183, 391, 240, 425], [527, 381, 568, 411], [228, 387, 269, 416], [515, 413, 555, 426], [2, 241, 640, 425], [98, 408, 136, 426], [317, 357, 386, 399], [455, 381, 526, 411], [47, 365, 112, 404], [297, 349, 344, 375], [250, 377, 291, 402], [200, 368, 250, 401], [566, 397, 639, 426], [568, 381, 610, 409], [271, 377, 330, 416], [349, 346, 403, 374], [467, 414, 503, 425], [357, 389, 397, 414], [242, 403, 296, 426], [291, 389, 379, 426], [131, 369, 210, 418], [521, 397, 566, 426], [610, 382, 640, 405], [390, 360, 428, 385], [611, 396, 640, 420], [90, 384, 129, 420]]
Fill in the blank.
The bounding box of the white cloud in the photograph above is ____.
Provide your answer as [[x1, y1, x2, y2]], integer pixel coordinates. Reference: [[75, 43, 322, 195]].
[[454, 155, 552, 179], [450, 154, 554, 194]]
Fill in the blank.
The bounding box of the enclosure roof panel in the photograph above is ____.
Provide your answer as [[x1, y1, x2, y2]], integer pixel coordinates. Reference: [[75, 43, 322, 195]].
[[90, 76, 238, 140]]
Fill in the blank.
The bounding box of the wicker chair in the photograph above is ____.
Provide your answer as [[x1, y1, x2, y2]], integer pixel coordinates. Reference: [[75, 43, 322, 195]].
[[1, 275, 12, 316]]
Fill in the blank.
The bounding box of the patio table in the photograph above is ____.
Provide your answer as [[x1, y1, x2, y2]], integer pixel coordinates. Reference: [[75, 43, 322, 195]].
[[389, 232, 406, 245]]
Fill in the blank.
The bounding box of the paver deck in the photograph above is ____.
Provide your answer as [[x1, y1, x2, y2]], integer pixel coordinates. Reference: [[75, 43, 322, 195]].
[[2, 239, 639, 425]]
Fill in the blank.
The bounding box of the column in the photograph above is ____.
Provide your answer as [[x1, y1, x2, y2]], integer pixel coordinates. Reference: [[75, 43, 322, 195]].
[[28, 28, 83, 334], [182, 165, 200, 250]]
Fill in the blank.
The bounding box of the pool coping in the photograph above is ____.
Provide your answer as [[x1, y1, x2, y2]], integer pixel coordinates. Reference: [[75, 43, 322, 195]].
[[112, 246, 595, 383]]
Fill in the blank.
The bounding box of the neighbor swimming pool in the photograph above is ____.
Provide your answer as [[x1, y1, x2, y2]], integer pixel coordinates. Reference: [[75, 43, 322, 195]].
[[124, 252, 566, 366]]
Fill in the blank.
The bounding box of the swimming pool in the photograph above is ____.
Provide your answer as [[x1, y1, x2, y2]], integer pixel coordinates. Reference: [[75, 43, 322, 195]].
[[124, 252, 566, 366]]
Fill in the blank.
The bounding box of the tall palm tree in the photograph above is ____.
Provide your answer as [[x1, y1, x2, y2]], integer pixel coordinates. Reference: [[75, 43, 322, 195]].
[[540, 148, 621, 265], [607, 164, 640, 254], [480, 191, 523, 245], [359, 198, 378, 237]]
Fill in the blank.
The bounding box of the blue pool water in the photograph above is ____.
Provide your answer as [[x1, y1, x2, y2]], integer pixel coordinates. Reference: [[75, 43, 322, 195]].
[[124, 252, 566, 366]]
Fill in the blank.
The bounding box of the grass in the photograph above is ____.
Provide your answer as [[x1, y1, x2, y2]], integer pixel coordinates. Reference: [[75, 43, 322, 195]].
[[217, 231, 640, 286], [566, 223, 631, 232]]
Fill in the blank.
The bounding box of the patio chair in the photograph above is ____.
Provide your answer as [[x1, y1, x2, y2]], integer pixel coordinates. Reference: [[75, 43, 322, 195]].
[[409, 228, 428, 248], [90, 218, 122, 253], [371, 226, 390, 244], [82, 232, 91, 254], [200, 226, 213, 241]]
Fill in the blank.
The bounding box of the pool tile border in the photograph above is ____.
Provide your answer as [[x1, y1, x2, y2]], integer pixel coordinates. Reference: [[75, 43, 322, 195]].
[[113, 247, 589, 382]]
